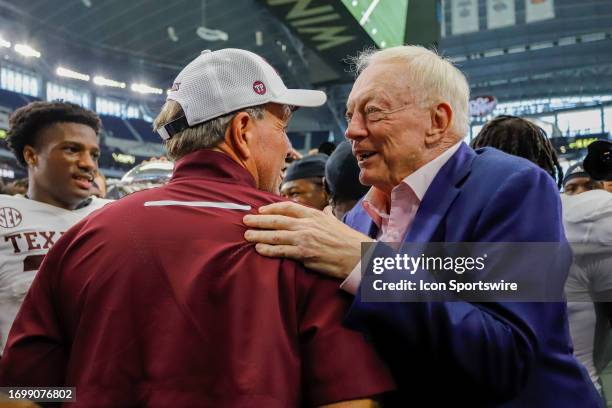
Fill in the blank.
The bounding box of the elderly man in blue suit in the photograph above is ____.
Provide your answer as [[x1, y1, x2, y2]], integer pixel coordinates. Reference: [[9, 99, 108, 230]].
[[244, 45, 601, 406]]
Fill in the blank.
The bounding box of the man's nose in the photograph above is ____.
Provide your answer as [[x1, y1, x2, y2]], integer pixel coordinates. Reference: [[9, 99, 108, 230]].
[[345, 113, 367, 141], [78, 152, 96, 170]]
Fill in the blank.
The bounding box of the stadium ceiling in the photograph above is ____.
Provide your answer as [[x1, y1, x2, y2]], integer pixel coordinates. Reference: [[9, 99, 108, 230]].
[[0, 0, 376, 91], [323, 0, 612, 124], [442, 0, 612, 102], [1, 0, 611, 125]]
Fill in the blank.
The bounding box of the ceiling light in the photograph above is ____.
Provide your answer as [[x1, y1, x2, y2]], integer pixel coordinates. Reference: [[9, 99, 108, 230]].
[[112, 152, 136, 165], [196, 26, 228, 41], [131, 83, 163, 95], [56, 66, 90, 81], [255, 31, 263, 46], [0, 37, 10, 48], [167, 27, 179, 42], [14, 43, 41, 58], [93, 75, 126, 88]]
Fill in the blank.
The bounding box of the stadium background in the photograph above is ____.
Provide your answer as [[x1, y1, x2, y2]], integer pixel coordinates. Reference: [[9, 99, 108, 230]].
[[0, 0, 610, 183]]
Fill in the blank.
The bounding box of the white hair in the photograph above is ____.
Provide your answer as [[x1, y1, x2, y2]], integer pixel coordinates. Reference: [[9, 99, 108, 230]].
[[353, 45, 470, 137]]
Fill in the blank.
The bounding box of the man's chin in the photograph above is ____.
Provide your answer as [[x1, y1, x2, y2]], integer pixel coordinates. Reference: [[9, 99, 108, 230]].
[[358, 173, 376, 188], [70, 188, 92, 202]]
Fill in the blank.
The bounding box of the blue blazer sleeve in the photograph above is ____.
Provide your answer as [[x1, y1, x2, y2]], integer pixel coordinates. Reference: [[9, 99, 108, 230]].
[[345, 165, 574, 403]]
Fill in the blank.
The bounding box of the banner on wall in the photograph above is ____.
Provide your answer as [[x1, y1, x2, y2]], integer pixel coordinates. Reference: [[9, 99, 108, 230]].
[[451, 0, 479, 35], [487, 0, 516, 29], [469, 95, 498, 117], [525, 0, 555, 23], [260, 0, 375, 84]]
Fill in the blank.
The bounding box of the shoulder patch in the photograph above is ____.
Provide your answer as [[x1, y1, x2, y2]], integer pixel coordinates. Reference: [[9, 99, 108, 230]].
[[0, 207, 22, 228]]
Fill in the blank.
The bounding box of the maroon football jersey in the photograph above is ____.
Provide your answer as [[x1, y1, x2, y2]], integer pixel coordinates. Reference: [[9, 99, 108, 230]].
[[0, 150, 394, 407]]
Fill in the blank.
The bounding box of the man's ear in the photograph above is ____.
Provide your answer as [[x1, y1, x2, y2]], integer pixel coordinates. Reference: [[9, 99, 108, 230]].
[[425, 102, 453, 144], [226, 112, 253, 161], [22, 145, 38, 168]]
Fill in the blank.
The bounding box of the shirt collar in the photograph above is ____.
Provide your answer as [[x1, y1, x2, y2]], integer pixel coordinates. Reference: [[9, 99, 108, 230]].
[[402, 141, 462, 201], [362, 142, 462, 225], [171, 149, 257, 188]]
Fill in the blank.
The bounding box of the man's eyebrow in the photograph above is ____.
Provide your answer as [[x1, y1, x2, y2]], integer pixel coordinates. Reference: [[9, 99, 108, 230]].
[[346, 90, 380, 111], [60, 141, 85, 147], [61, 141, 101, 154]]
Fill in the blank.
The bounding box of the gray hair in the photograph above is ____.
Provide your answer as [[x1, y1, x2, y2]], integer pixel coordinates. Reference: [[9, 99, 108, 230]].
[[352, 45, 470, 137], [153, 100, 266, 161]]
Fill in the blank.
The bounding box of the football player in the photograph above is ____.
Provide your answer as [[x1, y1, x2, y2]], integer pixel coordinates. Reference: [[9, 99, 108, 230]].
[[0, 101, 110, 353]]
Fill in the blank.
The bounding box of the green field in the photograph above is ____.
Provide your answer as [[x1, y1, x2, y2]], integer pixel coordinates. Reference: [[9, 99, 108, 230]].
[[341, 0, 409, 48]]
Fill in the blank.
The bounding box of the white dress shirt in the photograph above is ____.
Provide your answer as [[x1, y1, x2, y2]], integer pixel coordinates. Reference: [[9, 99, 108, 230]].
[[341, 142, 462, 294]]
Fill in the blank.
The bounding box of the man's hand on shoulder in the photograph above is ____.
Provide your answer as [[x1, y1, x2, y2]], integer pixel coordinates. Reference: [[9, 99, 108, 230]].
[[243, 201, 374, 280]]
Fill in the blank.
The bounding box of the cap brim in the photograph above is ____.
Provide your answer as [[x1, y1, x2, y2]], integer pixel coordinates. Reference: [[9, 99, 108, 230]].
[[562, 172, 590, 186], [272, 88, 327, 107]]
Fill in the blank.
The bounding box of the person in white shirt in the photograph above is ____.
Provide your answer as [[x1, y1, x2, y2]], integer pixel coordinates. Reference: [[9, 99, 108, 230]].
[[0, 101, 110, 353], [562, 167, 612, 394]]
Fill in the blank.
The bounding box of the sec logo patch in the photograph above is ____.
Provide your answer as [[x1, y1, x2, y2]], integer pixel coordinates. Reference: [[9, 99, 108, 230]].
[[0, 207, 22, 228]]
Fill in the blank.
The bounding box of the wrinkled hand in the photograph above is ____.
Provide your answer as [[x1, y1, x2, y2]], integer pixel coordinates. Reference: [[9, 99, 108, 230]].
[[243, 201, 374, 280]]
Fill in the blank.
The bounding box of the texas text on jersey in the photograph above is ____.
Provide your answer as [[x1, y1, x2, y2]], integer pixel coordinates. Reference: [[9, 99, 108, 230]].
[[0, 194, 110, 352]]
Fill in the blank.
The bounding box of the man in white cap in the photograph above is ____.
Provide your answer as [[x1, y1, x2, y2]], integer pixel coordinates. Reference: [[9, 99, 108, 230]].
[[0, 49, 394, 407]]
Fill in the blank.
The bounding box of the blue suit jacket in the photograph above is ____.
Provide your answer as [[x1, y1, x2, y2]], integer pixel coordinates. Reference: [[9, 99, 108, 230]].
[[344, 143, 602, 407]]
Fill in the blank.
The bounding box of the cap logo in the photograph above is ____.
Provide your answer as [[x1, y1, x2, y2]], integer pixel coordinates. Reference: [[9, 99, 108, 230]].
[[171, 82, 180, 91], [253, 81, 266, 95]]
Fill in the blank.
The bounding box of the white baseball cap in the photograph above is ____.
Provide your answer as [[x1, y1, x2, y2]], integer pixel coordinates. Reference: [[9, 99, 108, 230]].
[[157, 48, 327, 140]]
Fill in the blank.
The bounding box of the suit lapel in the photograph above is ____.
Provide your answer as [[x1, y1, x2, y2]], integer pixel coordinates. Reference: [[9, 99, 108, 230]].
[[346, 201, 379, 239], [367, 220, 379, 239], [405, 143, 476, 242]]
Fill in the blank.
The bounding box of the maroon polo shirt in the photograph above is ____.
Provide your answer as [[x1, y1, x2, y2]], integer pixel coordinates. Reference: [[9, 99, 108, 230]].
[[0, 150, 394, 407]]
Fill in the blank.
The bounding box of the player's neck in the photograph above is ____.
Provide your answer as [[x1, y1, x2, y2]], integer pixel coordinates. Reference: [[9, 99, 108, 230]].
[[26, 186, 77, 211]]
